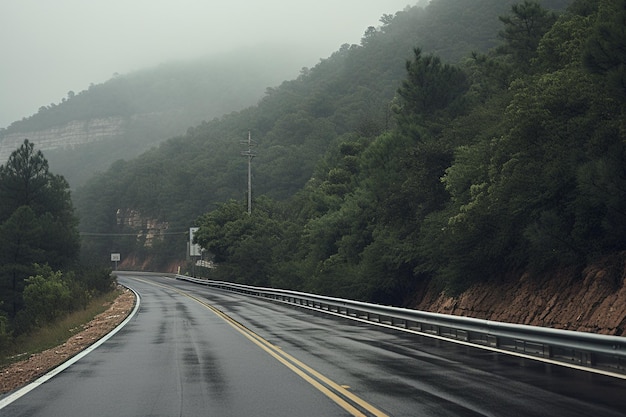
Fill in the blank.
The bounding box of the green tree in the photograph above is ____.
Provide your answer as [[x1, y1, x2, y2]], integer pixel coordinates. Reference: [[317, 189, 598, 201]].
[[497, 1, 558, 73], [0, 206, 44, 317], [0, 140, 50, 221], [194, 198, 283, 286], [583, 0, 626, 102], [396, 48, 469, 130], [0, 140, 80, 319]]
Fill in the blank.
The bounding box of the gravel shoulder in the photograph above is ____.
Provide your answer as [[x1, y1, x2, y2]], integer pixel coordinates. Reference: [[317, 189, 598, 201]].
[[0, 286, 136, 395]]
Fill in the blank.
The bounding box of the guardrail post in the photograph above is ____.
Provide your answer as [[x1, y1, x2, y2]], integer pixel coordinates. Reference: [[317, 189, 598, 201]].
[[491, 335, 499, 349]]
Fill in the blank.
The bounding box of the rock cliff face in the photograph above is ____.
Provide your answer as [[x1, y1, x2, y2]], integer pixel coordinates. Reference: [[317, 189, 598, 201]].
[[414, 252, 626, 336], [0, 117, 126, 163], [116, 208, 170, 248]]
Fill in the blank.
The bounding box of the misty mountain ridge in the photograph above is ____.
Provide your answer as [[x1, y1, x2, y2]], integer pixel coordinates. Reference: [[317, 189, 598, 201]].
[[0, 44, 321, 187]]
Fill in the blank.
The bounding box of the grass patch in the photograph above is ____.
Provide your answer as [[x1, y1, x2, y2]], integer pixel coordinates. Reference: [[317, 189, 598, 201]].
[[0, 289, 122, 367]]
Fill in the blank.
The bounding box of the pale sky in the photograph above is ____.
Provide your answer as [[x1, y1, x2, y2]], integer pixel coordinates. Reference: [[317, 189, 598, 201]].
[[0, 0, 412, 129]]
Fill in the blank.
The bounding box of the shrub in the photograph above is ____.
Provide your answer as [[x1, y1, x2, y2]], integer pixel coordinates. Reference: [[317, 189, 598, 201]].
[[80, 266, 116, 295], [22, 266, 72, 327]]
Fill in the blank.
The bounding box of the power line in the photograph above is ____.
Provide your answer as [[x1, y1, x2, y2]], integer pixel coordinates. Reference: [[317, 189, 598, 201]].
[[80, 231, 188, 237]]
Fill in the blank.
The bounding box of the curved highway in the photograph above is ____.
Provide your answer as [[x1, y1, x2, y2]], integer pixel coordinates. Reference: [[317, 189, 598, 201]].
[[1, 272, 625, 416]]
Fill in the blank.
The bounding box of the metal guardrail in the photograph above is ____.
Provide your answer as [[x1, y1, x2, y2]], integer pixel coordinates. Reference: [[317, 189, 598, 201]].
[[168, 274, 626, 377]]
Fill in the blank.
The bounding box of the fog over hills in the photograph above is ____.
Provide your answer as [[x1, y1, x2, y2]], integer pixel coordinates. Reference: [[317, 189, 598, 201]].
[[0, 0, 413, 187], [0, 0, 413, 129], [0, 45, 330, 187]]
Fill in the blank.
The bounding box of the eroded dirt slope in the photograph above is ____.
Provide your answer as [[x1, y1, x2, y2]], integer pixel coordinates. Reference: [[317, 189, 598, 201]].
[[415, 252, 626, 335]]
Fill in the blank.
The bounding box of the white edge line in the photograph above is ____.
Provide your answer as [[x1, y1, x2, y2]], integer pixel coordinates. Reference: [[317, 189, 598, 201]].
[[0, 286, 141, 410]]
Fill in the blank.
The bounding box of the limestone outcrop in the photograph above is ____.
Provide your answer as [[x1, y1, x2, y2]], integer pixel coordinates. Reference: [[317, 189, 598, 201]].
[[0, 117, 125, 162]]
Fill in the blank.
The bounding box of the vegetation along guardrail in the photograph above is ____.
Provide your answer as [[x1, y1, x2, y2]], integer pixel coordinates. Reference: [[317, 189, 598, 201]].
[[167, 274, 626, 378]]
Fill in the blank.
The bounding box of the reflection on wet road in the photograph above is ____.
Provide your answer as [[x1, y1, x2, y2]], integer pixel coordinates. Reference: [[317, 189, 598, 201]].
[[1, 273, 625, 417]]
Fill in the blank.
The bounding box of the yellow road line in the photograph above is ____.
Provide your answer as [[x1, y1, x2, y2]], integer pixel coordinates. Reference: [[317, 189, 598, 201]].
[[203, 300, 369, 417], [130, 276, 390, 417]]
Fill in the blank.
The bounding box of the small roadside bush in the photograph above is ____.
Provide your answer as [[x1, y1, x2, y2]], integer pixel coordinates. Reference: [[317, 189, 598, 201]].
[[79, 266, 116, 295], [9, 265, 116, 336], [22, 266, 72, 328]]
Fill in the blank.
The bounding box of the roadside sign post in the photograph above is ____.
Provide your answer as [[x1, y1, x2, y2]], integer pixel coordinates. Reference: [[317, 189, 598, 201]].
[[111, 253, 121, 270], [189, 228, 200, 277]]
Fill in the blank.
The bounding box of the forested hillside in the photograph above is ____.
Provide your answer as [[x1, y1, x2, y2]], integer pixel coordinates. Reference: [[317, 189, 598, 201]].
[[75, 0, 571, 265], [71, 0, 626, 312]]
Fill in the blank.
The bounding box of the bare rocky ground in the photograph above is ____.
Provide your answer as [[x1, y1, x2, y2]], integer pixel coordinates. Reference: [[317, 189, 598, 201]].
[[0, 287, 135, 395]]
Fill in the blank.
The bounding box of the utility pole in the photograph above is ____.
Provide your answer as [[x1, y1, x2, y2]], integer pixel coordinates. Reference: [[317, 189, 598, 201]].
[[240, 131, 255, 214]]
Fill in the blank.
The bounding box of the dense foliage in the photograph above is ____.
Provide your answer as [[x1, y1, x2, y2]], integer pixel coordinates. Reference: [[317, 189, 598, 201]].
[[0, 140, 114, 341]]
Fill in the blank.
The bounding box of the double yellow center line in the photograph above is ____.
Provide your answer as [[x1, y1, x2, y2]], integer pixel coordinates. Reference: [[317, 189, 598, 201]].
[[138, 277, 390, 417]]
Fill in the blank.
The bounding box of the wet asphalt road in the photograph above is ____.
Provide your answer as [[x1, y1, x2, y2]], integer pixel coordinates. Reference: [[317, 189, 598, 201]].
[[1, 273, 625, 416]]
